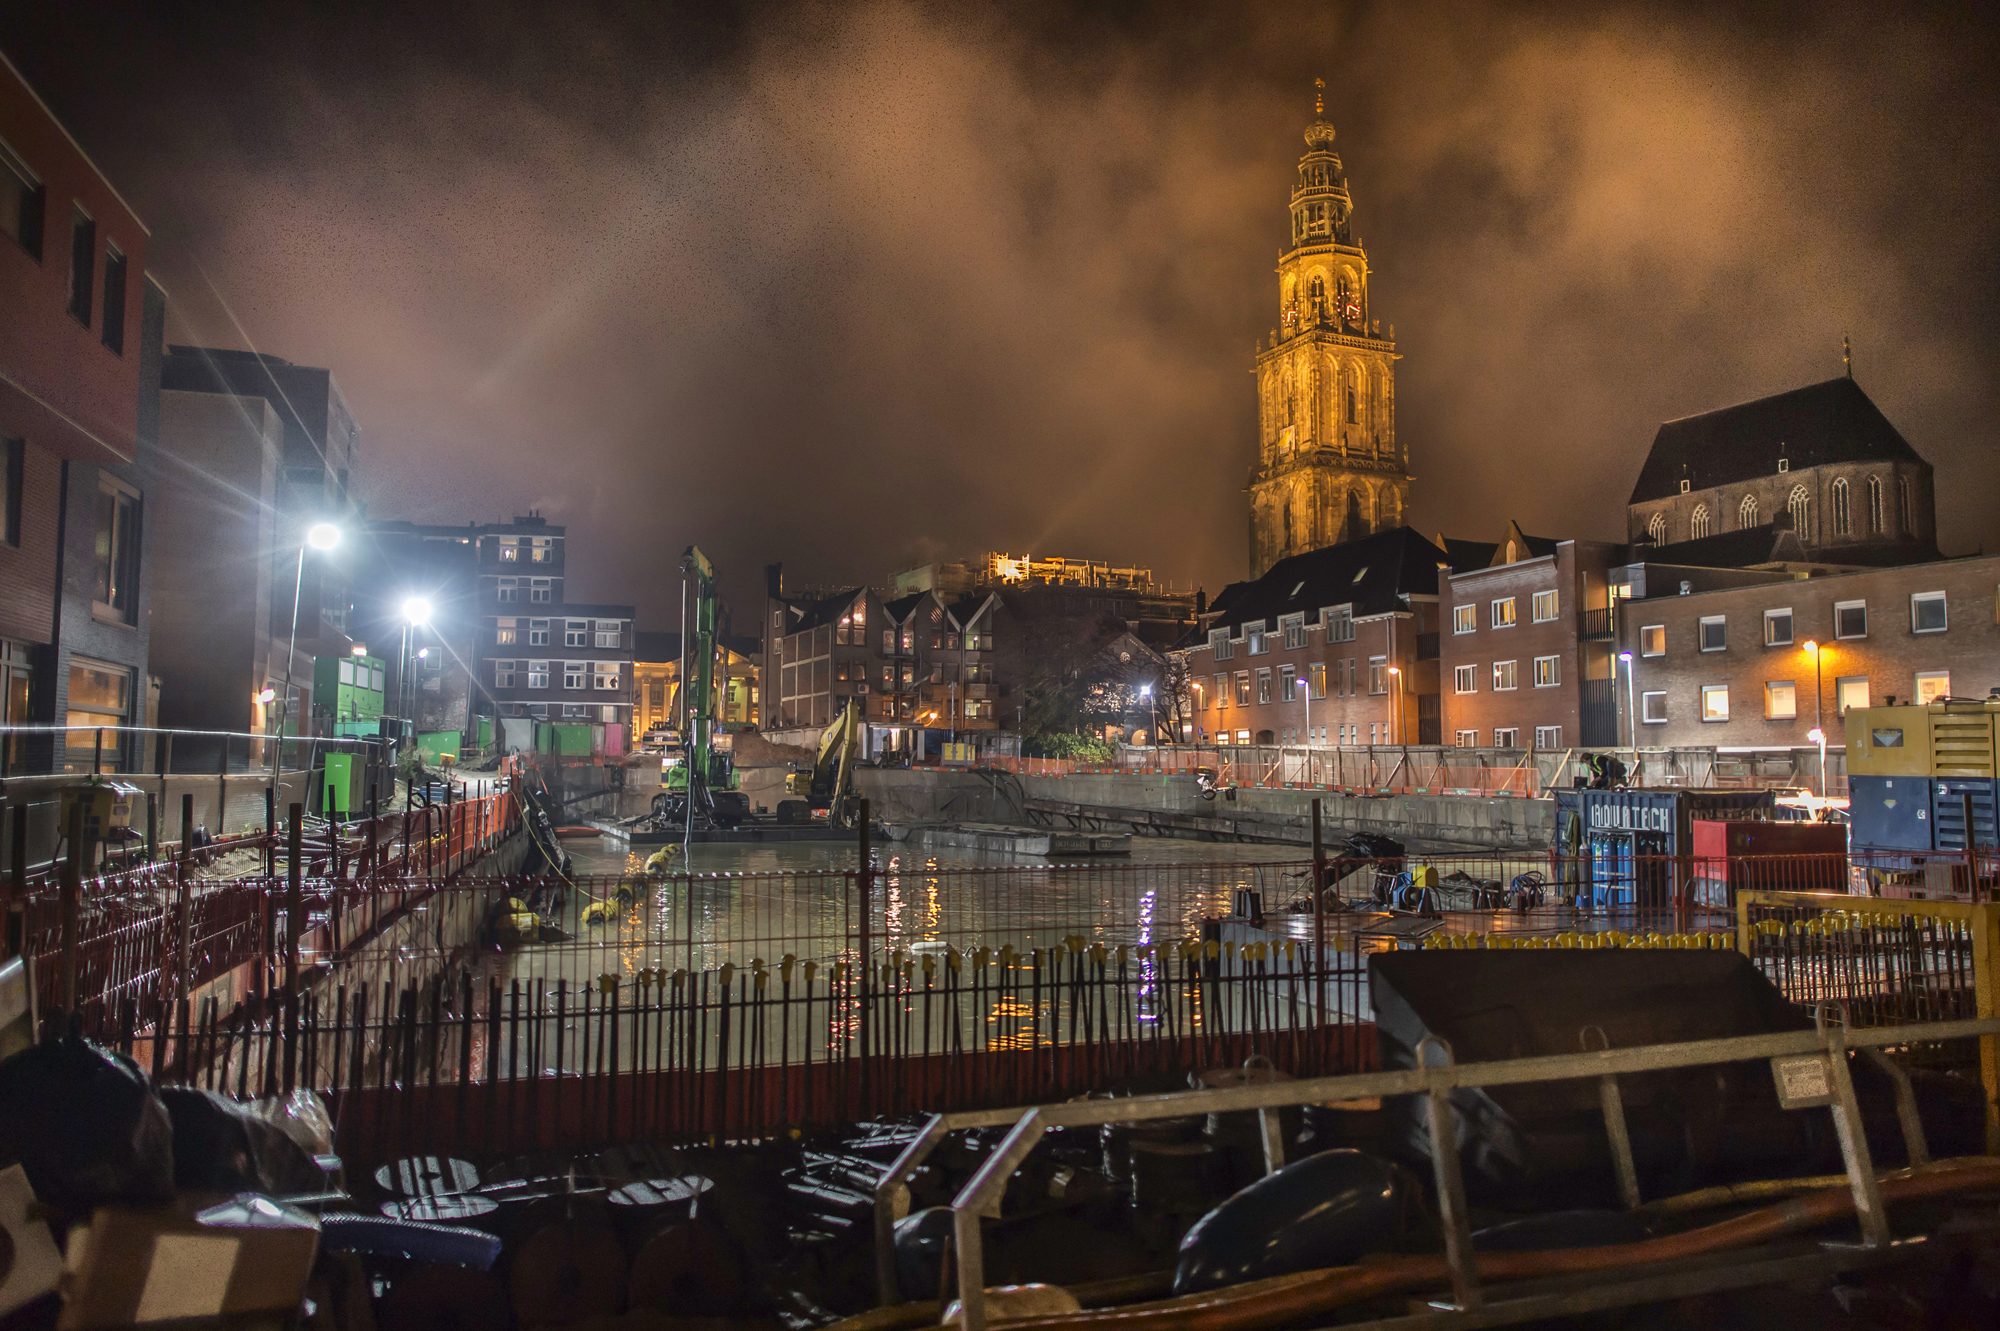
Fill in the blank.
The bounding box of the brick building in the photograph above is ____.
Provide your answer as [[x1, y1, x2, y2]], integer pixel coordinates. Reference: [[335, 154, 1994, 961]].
[[1439, 524, 1624, 751], [1610, 554, 2000, 764], [1179, 527, 1465, 747], [0, 52, 161, 774]]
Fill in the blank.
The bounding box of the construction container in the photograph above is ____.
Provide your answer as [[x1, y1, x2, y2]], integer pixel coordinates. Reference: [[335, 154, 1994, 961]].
[[1687, 818, 1847, 906], [1848, 774, 1935, 852], [1553, 789, 1773, 908], [1932, 776, 1999, 853], [1845, 705, 1934, 777]]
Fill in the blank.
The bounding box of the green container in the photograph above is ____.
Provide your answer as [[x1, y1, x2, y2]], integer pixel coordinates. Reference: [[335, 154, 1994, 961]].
[[417, 730, 459, 763]]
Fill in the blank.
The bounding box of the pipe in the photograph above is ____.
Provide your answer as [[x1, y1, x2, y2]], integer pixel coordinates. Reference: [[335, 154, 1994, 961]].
[[980, 1158, 2000, 1331]]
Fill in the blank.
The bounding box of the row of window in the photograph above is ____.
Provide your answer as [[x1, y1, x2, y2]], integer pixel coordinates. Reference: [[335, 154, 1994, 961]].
[[1647, 476, 1915, 545], [1210, 606, 1357, 660], [494, 617, 624, 647], [1, 136, 129, 354], [493, 536, 555, 563], [1451, 590, 1558, 634], [493, 578, 556, 603], [1207, 657, 1387, 708], [1454, 727, 1562, 749], [1658, 671, 1950, 724], [1638, 592, 1949, 657], [1452, 657, 1560, 693], [492, 660, 624, 691], [500, 703, 621, 722]]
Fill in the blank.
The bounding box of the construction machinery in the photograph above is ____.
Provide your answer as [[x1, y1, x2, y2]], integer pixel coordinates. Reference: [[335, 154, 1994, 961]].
[[654, 546, 751, 831], [780, 698, 863, 828]]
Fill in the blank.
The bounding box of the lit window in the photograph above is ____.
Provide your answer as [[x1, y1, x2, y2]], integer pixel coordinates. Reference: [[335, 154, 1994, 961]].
[[498, 538, 519, 562], [1492, 660, 1518, 691], [63, 657, 131, 772], [1690, 504, 1711, 540], [1308, 662, 1326, 699], [1214, 674, 1229, 709], [1641, 691, 1667, 724], [1256, 669, 1273, 704], [1700, 684, 1729, 722], [1452, 604, 1476, 634], [1247, 629, 1268, 655], [1640, 624, 1665, 657], [593, 663, 621, 691], [1531, 590, 1558, 622], [1491, 597, 1516, 629], [495, 618, 518, 646], [1763, 609, 1793, 646], [1235, 674, 1250, 707], [1492, 727, 1519, 747], [1453, 664, 1476, 694], [1834, 600, 1867, 639], [596, 623, 622, 648], [1911, 592, 1946, 634], [1915, 671, 1950, 705], [1764, 681, 1796, 719], [1281, 614, 1306, 649], [1534, 725, 1562, 748], [1532, 656, 1559, 687], [1739, 494, 1758, 529], [1698, 616, 1726, 651], [1279, 665, 1297, 702], [1836, 676, 1869, 714], [1831, 478, 1851, 536], [1369, 658, 1388, 694], [90, 479, 140, 624]]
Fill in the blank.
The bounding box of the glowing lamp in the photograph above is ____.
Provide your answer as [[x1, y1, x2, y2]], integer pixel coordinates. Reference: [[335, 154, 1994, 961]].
[[255, 687, 276, 704], [1802, 639, 1819, 654], [1807, 727, 1826, 744], [305, 522, 342, 551], [402, 596, 433, 625], [350, 644, 368, 656], [1618, 652, 1633, 664]]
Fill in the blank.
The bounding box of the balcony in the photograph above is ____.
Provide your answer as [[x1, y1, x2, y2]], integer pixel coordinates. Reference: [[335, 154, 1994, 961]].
[[1579, 608, 1615, 641]]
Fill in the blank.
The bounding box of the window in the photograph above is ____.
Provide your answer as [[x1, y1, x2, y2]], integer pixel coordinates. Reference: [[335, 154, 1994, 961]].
[[1739, 494, 1758, 529], [1235, 673, 1250, 707], [1700, 684, 1729, 722], [1324, 607, 1355, 642], [1787, 484, 1811, 537], [1915, 671, 1951, 705], [527, 661, 550, 689], [593, 663, 620, 691], [965, 628, 990, 651], [496, 577, 518, 603], [563, 661, 586, 690], [1897, 476, 1913, 533], [422, 647, 440, 671], [2, 436, 21, 547], [1698, 616, 1726, 652], [1308, 662, 1326, 699], [495, 619, 518, 645], [1532, 655, 1559, 687], [1281, 614, 1306, 650], [1455, 730, 1479, 747], [1764, 681, 1796, 719], [1534, 725, 1562, 748], [564, 704, 589, 720], [498, 538, 520, 562], [1256, 668, 1272, 704], [1491, 597, 1517, 629], [530, 538, 553, 563], [1246, 628, 1268, 655], [1453, 664, 1476, 694], [1831, 478, 1850, 536], [494, 660, 517, 688], [63, 657, 130, 772], [1369, 658, 1388, 694], [1834, 600, 1867, 639], [100, 246, 126, 353], [1836, 676, 1869, 714], [1213, 674, 1228, 709], [1763, 609, 1793, 647], [1639, 624, 1665, 657], [1452, 604, 1476, 634], [564, 620, 588, 647], [1492, 728, 1519, 748], [1279, 665, 1297, 702], [338, 659, 354, 685], [529, 578, 553, 603], [1211, 628, 1234, 661], [596, 624, 621, 647], [1642, 690, 1667, 724], [67, 209, 93, 325], [528, 619, 549, 646], [1911, 592, 1947, 634], [1867, 476, 1883, 533], [1690, 504, 1711, 540], [1647, 512, 1666, 544], [91, 480, 140, 624], [1492, 660, 1518, 691], [1531, 589, 1558, 622], [0, 138, 43, 259]]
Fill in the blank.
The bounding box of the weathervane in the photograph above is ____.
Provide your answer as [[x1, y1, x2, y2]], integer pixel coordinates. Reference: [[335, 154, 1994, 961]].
[[1314, 77, 1325, 117]]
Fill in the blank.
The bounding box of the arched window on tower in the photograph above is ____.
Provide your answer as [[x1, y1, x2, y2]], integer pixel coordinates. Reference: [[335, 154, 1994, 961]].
[[1831, 478, 1851, 536], [1690, 504, 1711, 540], [1647, 512, 1666, 545], [1283, 499, 1293, 547], [1866, 476, 1883, 533], [1787, 484, 1812, 538], [1345, 385, 1357, 425], [1739, 494, 1758, 529], [1897, 476, 1913, 534], [1308, 275, 1326, 320]]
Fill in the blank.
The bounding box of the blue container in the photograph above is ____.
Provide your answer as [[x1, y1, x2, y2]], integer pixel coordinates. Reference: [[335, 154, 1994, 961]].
[[1849, 775, 1935, 852], [1555, 789, 1770, 908], [1932, 777, 1999, 853]]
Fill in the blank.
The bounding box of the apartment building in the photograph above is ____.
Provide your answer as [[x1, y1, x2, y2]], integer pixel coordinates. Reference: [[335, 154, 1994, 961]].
[[1611, 553, 2000, 756]]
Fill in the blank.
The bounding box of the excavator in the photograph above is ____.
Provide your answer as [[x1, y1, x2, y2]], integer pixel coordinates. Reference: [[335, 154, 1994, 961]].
[[652, 545, 751, 831], [779, 698, 863, 828]]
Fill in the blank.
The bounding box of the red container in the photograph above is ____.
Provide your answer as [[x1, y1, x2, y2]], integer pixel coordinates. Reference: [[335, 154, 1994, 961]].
[[1689, 819, 1848, 905]]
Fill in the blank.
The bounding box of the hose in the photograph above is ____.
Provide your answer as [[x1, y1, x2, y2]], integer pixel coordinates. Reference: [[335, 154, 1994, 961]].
[[979, 1158, 2000, 1331]]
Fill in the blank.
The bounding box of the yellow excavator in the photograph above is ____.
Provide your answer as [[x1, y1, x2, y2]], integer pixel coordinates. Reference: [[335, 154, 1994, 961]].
[[780, 698, 863, 828]]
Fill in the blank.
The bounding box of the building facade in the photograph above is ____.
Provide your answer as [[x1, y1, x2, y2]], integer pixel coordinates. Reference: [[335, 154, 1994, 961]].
[[1611, 554, 2000, 757], [0, 52, 160, 774], [631, 629, 760, 740], [1247, 83, 1407, 578], [1438, 525, 1624, 751]]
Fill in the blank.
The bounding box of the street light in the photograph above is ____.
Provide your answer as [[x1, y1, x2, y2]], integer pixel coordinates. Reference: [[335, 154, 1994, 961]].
[[1140, 684, 1158, 748], [1618, 651, 1636, 776], [274, 521, 342, 779], [1803, 640, 1825, 795], [1387, 666, 1402, 744], [399, 597, 434, 742]]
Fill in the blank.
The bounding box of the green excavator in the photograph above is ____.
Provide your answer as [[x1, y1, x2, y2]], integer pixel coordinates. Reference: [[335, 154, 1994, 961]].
[[653, 545, 750, 831]]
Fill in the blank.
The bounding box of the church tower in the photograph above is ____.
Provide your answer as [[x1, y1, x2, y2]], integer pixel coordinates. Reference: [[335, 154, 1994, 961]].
[[1247, 82, 1409, 577]]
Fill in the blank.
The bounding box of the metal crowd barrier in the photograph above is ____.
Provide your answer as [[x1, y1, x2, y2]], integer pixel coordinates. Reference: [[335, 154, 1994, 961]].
[[874, 1009, 2000, 1331]]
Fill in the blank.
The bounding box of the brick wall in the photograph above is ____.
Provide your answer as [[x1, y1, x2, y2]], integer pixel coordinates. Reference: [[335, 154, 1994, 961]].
[[0, 439, 60, 645]]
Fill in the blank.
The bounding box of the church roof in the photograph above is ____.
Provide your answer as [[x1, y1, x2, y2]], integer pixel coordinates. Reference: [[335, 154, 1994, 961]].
[[1629, 377, 1928, 505], [1634, 523, 1808, 570], [1202, 527, 1448, 638]]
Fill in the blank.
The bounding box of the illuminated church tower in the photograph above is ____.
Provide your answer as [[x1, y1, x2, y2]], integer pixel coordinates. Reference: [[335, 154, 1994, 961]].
[[1247, 81, 1409, 577]]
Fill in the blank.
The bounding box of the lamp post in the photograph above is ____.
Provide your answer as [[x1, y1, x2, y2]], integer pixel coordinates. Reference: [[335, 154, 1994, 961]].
[[1803, 639, 1825, 795], [399, 597, 433, 753], [1387, 666, 1401, 744], [1618, 651, 1636, 778], [1140, 684, 1157, 749], [272, 522, 341, 780]]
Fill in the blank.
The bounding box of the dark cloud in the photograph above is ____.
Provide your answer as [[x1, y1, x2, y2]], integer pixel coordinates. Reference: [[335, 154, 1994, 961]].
[[5, 0, 1996, 620]]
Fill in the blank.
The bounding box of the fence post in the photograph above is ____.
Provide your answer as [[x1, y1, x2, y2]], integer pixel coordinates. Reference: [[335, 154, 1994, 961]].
[[5, 796, 24, 957], [1974, 901, 2000, 1155], [177, 794, 193, 1003], [285, 803, 303, 1093], [1311, 798, 1326, 1027], [265, 786, 276, 878], [60, 799, 83, 1021], [858, 799, 872, 1108]]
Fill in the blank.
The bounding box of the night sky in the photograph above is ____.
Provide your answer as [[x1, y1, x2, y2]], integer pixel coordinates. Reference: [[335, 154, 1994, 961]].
[[5, 1, 1997, 623]]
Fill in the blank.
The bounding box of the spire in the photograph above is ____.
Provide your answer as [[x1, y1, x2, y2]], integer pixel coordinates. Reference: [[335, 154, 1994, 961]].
[[1314, 77, 1324, 117], [1304, 76, 1337, 151]]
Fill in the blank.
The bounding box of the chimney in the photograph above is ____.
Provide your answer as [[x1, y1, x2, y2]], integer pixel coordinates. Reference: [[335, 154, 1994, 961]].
[[765, 562, 784, 599]]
